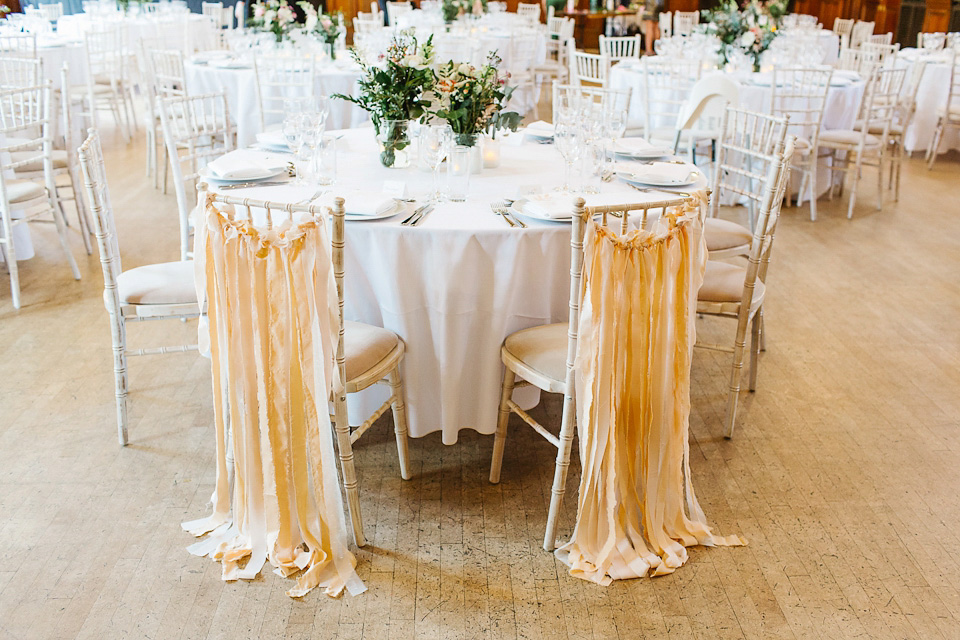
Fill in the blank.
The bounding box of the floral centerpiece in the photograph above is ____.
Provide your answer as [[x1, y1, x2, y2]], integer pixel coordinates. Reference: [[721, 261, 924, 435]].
[[248, 0, 298, 43], [441, 0, 487, 24], [699, 0, 787, 71], [333, 33, 436, 167], [430, 53, 521, 148], [297, 2, 343, 59]]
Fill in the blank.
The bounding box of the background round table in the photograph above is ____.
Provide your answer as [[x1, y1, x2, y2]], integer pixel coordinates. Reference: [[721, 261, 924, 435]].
[[896, 48, 958, 155], [209, 128, 707, 443]]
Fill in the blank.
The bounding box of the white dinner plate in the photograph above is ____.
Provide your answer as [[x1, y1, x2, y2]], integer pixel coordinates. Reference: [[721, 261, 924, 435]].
[[612, 141, 672, 160], [509, 198, 572, 223], [198, 165, 288, 183], [344, 200, 404, 222], [617, 164, 701, 187]]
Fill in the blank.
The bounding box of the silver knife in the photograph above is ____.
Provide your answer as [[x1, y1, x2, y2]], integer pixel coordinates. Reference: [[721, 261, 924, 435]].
[[400, 204, 428, 225], [218, 180, 290, 190], [410, 204, 435, 227]]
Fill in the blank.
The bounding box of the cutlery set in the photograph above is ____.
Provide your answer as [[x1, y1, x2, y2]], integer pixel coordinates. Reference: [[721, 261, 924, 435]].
[[400, 204, 435, 226], [490, 201, 526, 228]]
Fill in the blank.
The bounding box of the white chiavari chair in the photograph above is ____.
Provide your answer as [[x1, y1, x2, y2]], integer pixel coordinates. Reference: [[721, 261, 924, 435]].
[[385, 0, 412, 24], [488, 190, 694, 550], [531, 17, 575, 117], [147, 48, 189, 192], [659, 11, 672, 38], [819, 67, 906, 217], [640, 56, 701, 143], [673, 10, 698, 36], [0, 56, 42, 88], [353, 13, 383, 36], [698, 108, 793, 438], [0, 34, 38, 59], [769, 66, 832, 221], [866, 32, 893, 46], [253, 54, 316, 131], [503, 34, 538, 115], [76, 25, 136, 143], [38, 2, 64, 22], [552, 81, 631, 118], [861, 41, 900, 67], [833, 17, 854, 50], [880, 59, 925, 198], [850, 20, 874, 49], [919, 32, 946, 50], [517, 2, 541, 23], [568, 44, 610, 88], [197, 186, 412, 548], [141, 2, 161, 14], [76, 128, 200, 445], [0, 82, 81, 309], [926, 49, 960, 169], [202, 1, 232, 29], [667, 74, 739, 164], [836, 47, 880, 77], [158, 92, 234, 261], [598, 34, 641, 63], [797, 14, 819, 28]]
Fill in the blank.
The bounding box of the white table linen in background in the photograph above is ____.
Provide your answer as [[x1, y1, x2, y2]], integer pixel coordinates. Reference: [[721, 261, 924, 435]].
[[56, 13, 217, 54], [184, 59, 369, 148], [206, 129, 708, 444], [896, 48, 959, 154]]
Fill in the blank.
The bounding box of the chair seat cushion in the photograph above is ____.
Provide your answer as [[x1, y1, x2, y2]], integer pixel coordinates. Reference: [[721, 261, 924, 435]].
[[344, 320, 399, 382], [117, 260, 197, 305], [6, 179, 46, 204], [697, 260, 765, 309], [818, 129, 881, 147], [704, 218, 752, 253], [502, 322, 567, 385], [11, 150, 68, 172], [853, 119, 903, 135]]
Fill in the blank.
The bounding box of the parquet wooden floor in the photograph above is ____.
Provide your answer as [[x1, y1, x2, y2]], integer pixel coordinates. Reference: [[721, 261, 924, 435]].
[[0, 119, 958, 640]]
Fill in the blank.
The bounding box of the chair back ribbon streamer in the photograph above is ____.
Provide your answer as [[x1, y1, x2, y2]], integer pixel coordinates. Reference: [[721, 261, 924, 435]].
[[181, 195, 365, 598], [556, 201, 745, 585]]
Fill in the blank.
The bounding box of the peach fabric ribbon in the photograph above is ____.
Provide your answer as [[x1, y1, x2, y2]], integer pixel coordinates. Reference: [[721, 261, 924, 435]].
[[182, 200, 365, 598], [556, 198, 745, 585]]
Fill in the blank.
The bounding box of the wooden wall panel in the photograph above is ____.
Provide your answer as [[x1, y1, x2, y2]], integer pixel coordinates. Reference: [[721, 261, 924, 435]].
[[921, 0, 951, 31]]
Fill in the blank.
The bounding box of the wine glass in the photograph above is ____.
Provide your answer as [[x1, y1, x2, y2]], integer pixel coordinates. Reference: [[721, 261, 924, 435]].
[[282, 114, 306, 183], [554, 121, 582, 193], [420, 124, 451, 202]]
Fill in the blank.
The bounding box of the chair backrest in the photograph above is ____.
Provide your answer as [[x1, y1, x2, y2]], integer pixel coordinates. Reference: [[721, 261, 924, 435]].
[[149, 49, 188, 99], [253, 55, 316, 130], [0, 82, 54, 208], [769, 67, 832, 148], [568, 44, 610, 87], [833, 17, 854, 37], [386, 0, 412, 22], [0, 57, 43, 89], [0, 34, 38, 59], [142, 2, 161, 14], [896, 59, 927, 128], [77, 128, 123, 312], [157, 92, 234, 260], [517, 2, 541, 22], [674, 74, 739, 135], [861, 41, 899, 66], [353, 14, 382, 34], [640, 56, 701, 138], [38, 2, 64, 21], [659, 11, 672, 38], [673, 11, 698, 36], [84, 26, 126, 86], [859, 66, 907, 136], [836, 47, 879, 77], [850, 20, 874, 49], [552, 81, 631, 118], [867, 32, 893, 46], [919, 32, 946, 50], [710, 106, 789, 221], [598, 34, 641, 63]]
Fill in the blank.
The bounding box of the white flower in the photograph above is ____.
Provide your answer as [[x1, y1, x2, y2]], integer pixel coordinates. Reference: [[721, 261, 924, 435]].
[[759, 14, 768, 26], [276, 6, 294, 24], [740, 31, 756, 47], [404, 53, 427, 69], [305, 14, 318, 30], [457, 63, 473, 76], [263, 9, 276, 25]]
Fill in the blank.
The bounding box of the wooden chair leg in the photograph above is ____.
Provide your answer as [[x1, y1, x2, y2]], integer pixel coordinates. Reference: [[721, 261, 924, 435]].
[[876, 155, 884, 211], [808, 159, 818, 222], [1, 212, 20, 309], [748, 311, 761, 392], [927, 122, 943, 169], [111, 312, 129, 445], [543, 386, 576, 552], [332, 394, 365, 547], [724, 315, 750, 439], [50, 193, 82, 281], [387, 366, 411, 481], [489, 367, 516, 484], [847, 152, 861, 219]]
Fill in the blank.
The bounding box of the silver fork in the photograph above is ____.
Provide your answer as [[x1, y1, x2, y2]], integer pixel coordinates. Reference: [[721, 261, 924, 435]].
[[490, 200, 515, 227]]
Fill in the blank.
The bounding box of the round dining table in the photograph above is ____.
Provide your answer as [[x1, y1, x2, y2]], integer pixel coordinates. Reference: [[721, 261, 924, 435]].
[[896, 48, 959, 155], [205, 127, 708, 443], [184, 56, 369, 148]]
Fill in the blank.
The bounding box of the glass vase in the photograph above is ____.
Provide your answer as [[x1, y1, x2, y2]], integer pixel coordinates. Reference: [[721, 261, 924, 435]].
[[376, 120, 411, 169]]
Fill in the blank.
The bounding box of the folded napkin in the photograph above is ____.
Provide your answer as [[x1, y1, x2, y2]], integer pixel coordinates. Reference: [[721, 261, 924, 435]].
[[517, 193, 576, 219], [316, 191, 395, 216], [617, 161, 697, 184], [523, 120, 555, 137], [206, 150, 286, 180], [614, 138, 669, 156]]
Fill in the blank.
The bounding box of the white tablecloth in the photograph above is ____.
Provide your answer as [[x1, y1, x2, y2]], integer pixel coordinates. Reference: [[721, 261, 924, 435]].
[[206, 129, 707, 443], [184, 58, 369, 148], [897, 48, 959, 154], [56, 13, 216, 54]]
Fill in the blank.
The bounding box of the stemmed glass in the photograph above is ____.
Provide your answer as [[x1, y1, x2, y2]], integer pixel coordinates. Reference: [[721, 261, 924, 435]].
[[420, 124, 451, 202], [554, 121, 582, 193], [282, 114, 306, 183], [579, 105, 605, 194]]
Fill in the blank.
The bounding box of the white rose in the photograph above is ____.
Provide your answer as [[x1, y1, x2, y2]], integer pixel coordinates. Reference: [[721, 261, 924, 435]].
[[759, 14, 768, 26], [305, 14, 318, 30], [458, 63, 473, 76], [405, 53, 426, 69], [264, 9, 276, 25], [740, 31, 756, 47]]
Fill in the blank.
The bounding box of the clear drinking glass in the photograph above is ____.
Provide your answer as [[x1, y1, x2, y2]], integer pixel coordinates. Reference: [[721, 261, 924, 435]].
[[447, 144, 472, 202], [314, 135, 337, 186], [554, 122, 582, 193], [420, 124, 451, 202], [282, 114, 306, 183]]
